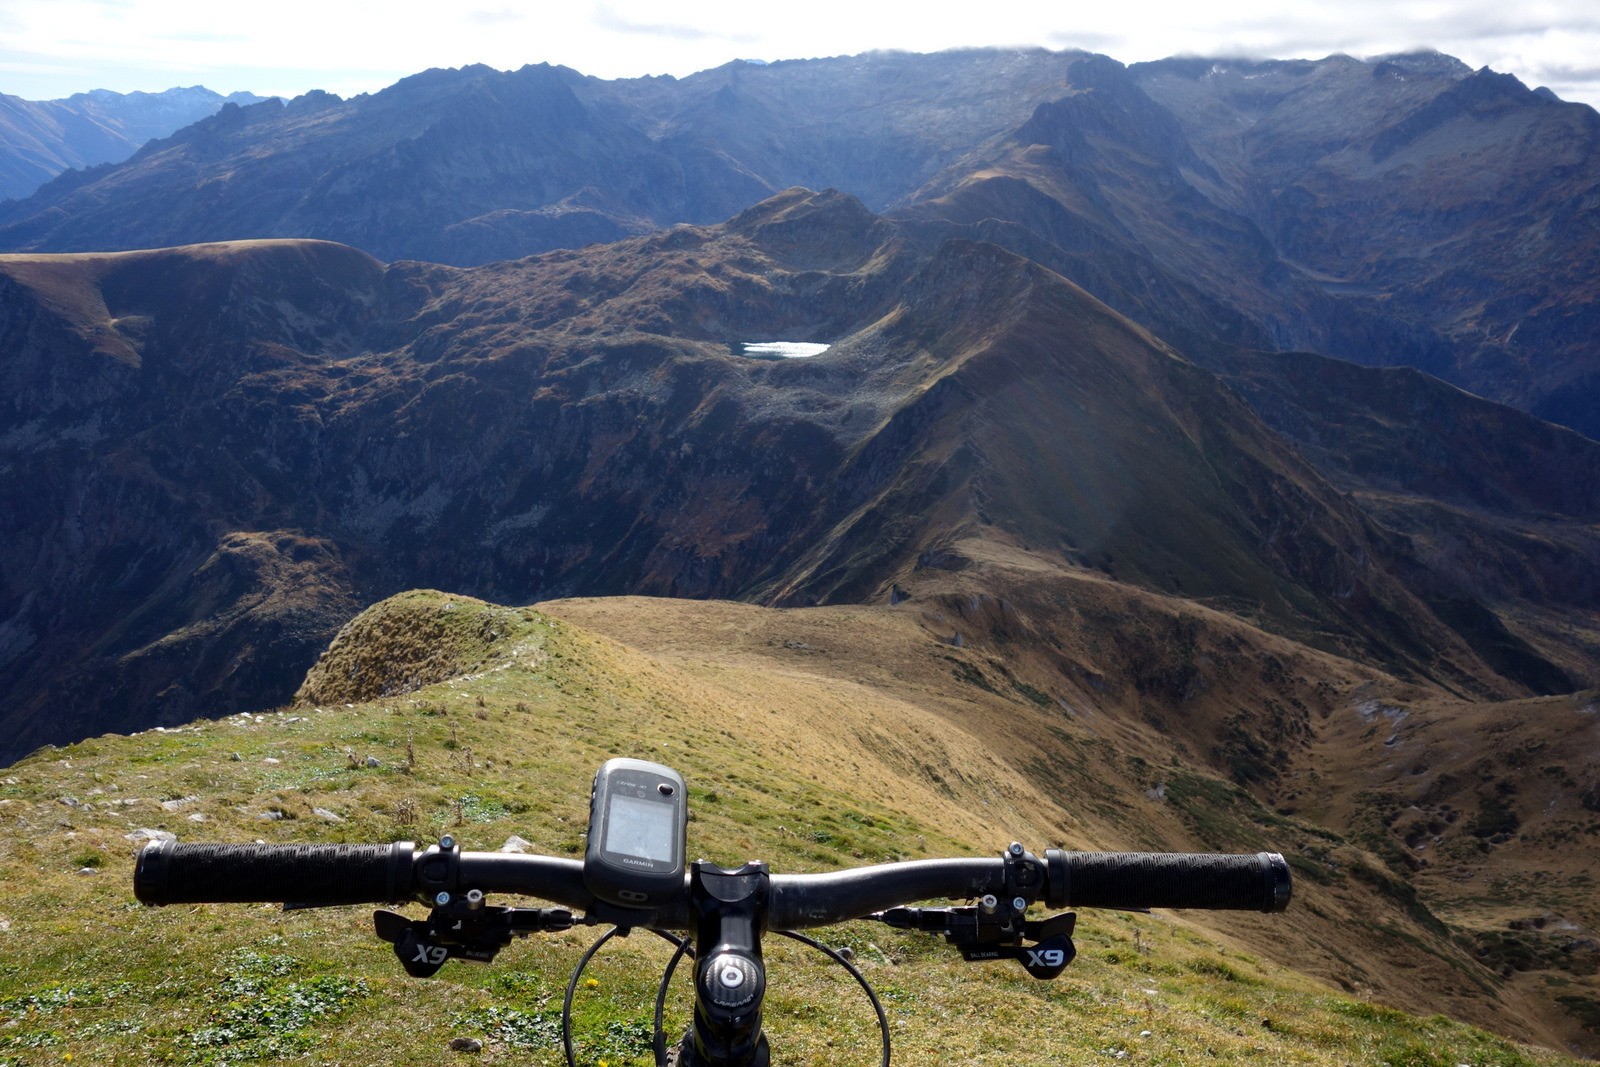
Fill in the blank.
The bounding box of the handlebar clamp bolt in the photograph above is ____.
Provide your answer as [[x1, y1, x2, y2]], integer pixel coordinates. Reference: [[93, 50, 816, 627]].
[[439, 835, 456, 851], [1008, 842, 1024, 857], [980, 893, 998, 914], [1012, 896, 1027, 913], [434, 891, 451, 907]]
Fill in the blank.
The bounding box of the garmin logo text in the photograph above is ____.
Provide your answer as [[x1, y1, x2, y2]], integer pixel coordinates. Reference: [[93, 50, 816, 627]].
[[621, 857, 654, 868]]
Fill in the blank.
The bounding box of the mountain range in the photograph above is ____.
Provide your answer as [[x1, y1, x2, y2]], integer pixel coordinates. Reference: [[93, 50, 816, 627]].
[[0, 45, 1598, 1053], [0, 85, 271, 201], [0, 50, 1595, 438]]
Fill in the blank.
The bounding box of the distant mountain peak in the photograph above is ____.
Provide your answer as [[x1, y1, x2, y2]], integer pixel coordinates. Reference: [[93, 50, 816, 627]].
[[726, 187, 900, 270], [0, 84, 272, 201], [731, 186, 873, 229], [1369, 50, 1474, 78]]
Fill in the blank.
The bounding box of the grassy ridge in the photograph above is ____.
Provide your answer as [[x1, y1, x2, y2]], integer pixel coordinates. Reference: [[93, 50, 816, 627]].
[[0, 591, 1584, 1066]]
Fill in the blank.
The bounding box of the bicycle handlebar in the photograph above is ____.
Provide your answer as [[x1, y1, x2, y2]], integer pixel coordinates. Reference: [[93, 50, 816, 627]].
[[1051, 850, 1289, 912], [770, 850, 1289, 925], [133, 842, 416, 905], [131, 777, 1291, 1067], [134, 840, 1291, 924]]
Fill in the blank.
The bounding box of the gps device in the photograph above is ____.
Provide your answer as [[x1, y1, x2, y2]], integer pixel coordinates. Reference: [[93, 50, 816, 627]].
[[584, 758, 688, 907]]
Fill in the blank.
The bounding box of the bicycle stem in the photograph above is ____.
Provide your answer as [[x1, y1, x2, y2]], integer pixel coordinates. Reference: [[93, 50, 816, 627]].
[[683, 860, 772, 1067]]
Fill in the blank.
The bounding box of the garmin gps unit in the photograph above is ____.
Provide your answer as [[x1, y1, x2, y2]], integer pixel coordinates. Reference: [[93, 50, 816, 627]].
[[583, 757, 688, 907]]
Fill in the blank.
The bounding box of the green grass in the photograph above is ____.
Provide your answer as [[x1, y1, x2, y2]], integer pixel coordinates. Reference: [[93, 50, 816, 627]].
[[0, 590, 1587, 1067]]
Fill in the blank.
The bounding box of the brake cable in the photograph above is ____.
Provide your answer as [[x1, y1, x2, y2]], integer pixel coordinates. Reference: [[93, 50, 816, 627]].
[[564, 925, 890, 1067], [562, 926, 623, 1067], [563, 926, 691, 1067], [654, 934, 695, 1067], [775, 930, 891, 1067]]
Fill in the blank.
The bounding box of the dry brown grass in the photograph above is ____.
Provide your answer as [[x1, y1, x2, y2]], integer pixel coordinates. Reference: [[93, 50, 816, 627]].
[[544, 564, 1600, 1057]]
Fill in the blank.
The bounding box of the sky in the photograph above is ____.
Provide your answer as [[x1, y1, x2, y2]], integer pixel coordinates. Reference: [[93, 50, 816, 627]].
[[1, 0, 1598, 110]]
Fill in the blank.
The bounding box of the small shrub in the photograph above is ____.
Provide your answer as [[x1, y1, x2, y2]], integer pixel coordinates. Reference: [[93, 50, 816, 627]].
[[1470, 793, 1520, 839], [1558, 994, 1600, 1034], [393, 798, 419, 827], [1329, 998, 1408, 1025], [1188, 956, 1249, 983], [1380, 1040, 1455, 1067]]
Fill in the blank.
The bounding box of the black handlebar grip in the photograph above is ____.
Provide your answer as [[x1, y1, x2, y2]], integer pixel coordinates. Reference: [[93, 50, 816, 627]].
[[134, 839, 416, 906], [1046, 850, 1291, 912]]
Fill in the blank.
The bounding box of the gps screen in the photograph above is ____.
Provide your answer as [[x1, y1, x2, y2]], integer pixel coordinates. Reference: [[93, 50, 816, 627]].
[[606, 793, 677, 863]]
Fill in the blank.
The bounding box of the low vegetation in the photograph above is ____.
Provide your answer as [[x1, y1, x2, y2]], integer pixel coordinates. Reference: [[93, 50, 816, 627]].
[[0, 591, 1588, 1066]]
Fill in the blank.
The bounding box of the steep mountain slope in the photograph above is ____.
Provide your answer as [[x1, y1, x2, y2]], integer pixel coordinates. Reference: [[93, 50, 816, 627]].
[[1134, 55, 1600, 435], [897, 52, 1600, 439], [1203, 346, 1600, 694], [3, 190, 1595, 769], [748, 238, 1540, 692], [0, 239, 381, 748], [0, 86, 267, 201]]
